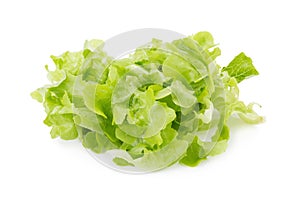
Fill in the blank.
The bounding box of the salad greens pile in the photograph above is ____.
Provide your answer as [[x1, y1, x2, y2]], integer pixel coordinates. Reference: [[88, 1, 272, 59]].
[[31, 31, 263, 171]]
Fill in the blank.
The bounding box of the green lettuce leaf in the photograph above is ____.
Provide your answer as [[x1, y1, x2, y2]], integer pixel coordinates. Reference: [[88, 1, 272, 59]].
[[180, 136, 206, 167], [222, 52, 259, 83]]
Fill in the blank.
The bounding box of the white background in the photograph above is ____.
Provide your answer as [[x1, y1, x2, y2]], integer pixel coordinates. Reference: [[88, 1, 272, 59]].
[[1, 0, 299, 199]]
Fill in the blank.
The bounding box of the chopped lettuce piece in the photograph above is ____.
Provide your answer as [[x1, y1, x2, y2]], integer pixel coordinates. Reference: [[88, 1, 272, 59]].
[[222, 52, 259, 83]]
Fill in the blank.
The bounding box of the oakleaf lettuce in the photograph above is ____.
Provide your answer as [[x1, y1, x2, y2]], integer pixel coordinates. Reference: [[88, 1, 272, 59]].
[[31, 31, 263, 172]]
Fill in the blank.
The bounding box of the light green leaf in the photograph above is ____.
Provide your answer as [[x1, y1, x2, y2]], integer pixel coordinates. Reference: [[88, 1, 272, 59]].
[[134, 140, 189, 170], [222, 52, 259, 83], [113, 157, 134, 167], [180, 136, 206, 167], [170, 80, 197, 108], [192, 31, 215, 49]]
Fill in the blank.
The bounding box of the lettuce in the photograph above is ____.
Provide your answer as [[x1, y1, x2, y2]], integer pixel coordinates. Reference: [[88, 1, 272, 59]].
[[31, 32, 263, 172]]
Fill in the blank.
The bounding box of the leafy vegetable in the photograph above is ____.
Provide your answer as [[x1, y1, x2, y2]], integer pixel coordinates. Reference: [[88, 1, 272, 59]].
[[31, 32, 263, 172]]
